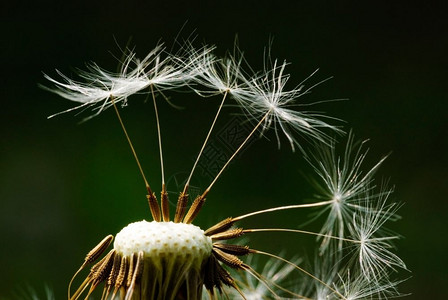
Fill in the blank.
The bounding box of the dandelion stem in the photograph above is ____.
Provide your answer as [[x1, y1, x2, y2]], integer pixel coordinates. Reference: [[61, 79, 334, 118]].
[[233, 200, 335, 222], [244, 228, 359, 244], [112, 97, 161, 220], [184, 91, 228, 194], [151, 85, 165, 186], [204, 110, 271, 194], [111, 97, 153, 196], [151, 85, 170, 221]]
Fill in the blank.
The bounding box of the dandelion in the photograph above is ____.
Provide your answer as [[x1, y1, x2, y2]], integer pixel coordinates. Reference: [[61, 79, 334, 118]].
[[43, 37, 407, 299]]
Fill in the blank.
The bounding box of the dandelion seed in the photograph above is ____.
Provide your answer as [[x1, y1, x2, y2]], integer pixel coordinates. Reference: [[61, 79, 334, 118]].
[[305, 132, 389, 253], [186, 43, 256, 103], [42, 43, 190, 119], [234, 58, 344, 151], [347, 190, 407, 283]]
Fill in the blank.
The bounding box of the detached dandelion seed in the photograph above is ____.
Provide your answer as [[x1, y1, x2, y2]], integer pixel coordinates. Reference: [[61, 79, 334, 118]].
[[43, 37, 407, 299]]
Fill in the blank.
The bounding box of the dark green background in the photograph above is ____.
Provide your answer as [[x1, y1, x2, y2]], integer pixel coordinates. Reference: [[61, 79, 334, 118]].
[[1, 1, 447, 299]]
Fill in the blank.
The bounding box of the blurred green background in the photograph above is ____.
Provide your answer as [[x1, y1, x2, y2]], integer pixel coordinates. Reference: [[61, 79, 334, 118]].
[[1, 1, 447, 299]]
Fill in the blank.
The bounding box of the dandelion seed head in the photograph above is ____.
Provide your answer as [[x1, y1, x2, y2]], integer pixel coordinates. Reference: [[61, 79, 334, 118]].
[[114, 220, 212, 263]]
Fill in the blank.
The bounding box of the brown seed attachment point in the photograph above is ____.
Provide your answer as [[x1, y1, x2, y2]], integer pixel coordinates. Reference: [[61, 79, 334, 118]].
[[183, 194, 206, 224], [210, 228, 245, 241], [212, 248, 245, 270], [107, 252, 122, 286], [82, 235, 114, 268], [204, 217, 235, 236], [111, 255, 128, 298], [107, 254, 121, 286], [126, 253, 136, 288], [90, 249, 116, 288], [204, 254, 234, 293], [103, 253, 121, 299], [147, 193, 161, 222], [160, 184, 170, 222], [213, 243, 251, 256], [174, 191, 189, 223]]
